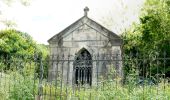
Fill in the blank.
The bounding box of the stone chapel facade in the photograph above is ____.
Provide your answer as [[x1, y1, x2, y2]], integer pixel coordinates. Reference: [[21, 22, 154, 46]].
[[48, 7, 122, 86]]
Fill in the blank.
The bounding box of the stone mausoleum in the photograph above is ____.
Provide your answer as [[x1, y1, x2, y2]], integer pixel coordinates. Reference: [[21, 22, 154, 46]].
[[48, 7, 122, 86]]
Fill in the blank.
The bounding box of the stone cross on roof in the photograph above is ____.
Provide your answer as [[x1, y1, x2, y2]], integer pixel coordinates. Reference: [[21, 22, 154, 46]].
[[84, 7, 89, 16]]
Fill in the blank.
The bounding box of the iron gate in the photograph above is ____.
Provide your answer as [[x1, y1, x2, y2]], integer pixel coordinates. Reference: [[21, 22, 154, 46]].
[[0, 53, 170, 99]]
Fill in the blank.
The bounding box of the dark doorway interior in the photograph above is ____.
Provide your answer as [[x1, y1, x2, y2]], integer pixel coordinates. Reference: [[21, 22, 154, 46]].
[[74, 48, 92, 85]]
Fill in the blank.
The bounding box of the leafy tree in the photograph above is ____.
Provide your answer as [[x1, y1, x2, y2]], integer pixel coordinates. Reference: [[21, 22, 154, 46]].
[[0, 29, 37, 71], [0, 29, 36, 57], [122, 0, 170, 78], [0, 29, 49, 77], [35, 44, 49, 78]]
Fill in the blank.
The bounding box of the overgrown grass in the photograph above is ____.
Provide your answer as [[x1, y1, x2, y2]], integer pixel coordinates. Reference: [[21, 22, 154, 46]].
[[0, 73, 170, 100], [0, 70, 38, 100], [0, 67, 170, 100], [39, 79, 170, 100]]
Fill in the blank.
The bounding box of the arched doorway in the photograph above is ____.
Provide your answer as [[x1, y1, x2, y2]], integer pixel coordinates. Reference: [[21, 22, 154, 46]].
[[73, 48, 92, 86]]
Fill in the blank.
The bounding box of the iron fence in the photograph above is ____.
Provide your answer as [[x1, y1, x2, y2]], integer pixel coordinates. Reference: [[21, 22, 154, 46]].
[[0, 53, 170, 100]]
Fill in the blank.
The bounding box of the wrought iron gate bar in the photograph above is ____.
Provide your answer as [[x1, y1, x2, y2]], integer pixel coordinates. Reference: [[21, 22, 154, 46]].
[[0, 51, 170, 99], [48, 58, 170, 62]]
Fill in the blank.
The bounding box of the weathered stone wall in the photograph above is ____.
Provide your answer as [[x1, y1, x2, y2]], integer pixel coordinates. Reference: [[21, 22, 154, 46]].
[[48, 24, 122, 85]]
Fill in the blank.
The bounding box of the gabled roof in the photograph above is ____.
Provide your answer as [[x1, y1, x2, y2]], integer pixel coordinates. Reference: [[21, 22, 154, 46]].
[[48, 8, 122, 44]]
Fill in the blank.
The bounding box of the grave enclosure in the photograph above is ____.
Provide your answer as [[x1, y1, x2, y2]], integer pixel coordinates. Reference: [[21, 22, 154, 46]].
[[47, 7, 123, 86]]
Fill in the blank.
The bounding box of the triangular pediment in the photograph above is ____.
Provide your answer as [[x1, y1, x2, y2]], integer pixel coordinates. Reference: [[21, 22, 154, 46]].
[[48, 16, 122, 44]]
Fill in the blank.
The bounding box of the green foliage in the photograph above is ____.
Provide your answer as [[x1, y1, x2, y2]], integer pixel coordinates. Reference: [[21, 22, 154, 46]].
[[40, 79, 170, 100], [9, 72, 38, 100], [0, 29, 49, 77], [35, 44, 49, 78], [0, 29, 49, 58], [122, 0, 170, 77], [0, 29, 36, 57], [0, 58, 169, 100], [0, 70, 38, 100]]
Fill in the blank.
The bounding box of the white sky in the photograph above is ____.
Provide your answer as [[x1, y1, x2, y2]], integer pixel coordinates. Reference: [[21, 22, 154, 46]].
[[0, 0, 144, 44]]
